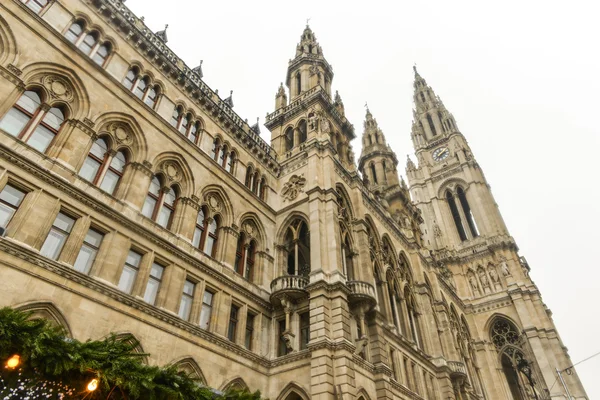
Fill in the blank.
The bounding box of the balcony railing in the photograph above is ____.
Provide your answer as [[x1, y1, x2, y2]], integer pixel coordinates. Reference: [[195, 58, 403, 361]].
[[448, 360, 468, 378], [347, 281, 377, 308], [270, 275, 309, 304]]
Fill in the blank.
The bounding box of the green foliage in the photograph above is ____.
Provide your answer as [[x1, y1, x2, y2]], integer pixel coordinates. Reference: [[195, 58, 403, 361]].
[[0, 307, 263, 400]]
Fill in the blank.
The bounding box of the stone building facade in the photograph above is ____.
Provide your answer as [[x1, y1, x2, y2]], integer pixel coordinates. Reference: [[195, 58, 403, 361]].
[[0, 1, 588, 399]]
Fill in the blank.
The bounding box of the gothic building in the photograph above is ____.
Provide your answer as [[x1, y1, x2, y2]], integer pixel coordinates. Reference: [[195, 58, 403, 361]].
[[0, 1, 588, 399]]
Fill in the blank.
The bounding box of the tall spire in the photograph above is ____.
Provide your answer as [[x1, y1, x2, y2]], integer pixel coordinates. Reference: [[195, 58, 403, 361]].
[[410, 67, 459, 150]]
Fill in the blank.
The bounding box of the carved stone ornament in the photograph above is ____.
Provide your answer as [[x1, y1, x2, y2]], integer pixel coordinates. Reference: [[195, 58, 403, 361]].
[[281, 174, 306, 201], [105, 122, 133, 146], [207, 194, 222, 212], [243, 221, 255, 238], [159, 161, 181, 182], [42, 75, 74, 103]]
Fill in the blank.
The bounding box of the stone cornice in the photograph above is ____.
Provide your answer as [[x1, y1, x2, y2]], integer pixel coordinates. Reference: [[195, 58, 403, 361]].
[[0, 143, 273, 310]]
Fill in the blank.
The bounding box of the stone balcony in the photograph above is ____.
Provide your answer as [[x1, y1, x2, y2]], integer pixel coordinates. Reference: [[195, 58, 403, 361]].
[[347, 281, 377, 310], [270, 275, 309, 306], [448, 360, 468, 379]]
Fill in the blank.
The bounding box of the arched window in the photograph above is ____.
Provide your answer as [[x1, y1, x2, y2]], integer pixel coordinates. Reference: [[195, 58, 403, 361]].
[[179, 113, 190, 135], [259, 177, 267, 200], [204, 216, 219, 257], [284, 220, 310, 276], [78, 31, 98, 55], [457, 187, 479, 238], [491, 319, 531, 400], [192, 207, 206, 249], [245, 166, 253, 188], [141, 176, 179, 230], [284, 127, 294, 151], [79, 138, 127, 196], [211, 138, 221, 161], [295, 73, 302, 95], [370, 163, 378, 184], [0, 90, 66, 154], [446, 190, 467, 241], [134, 77, 148, 99], [65, 21, 85, 43], [245, 240, 256, 281], [192, 207, 219, 257], [144, 85, 158, 108], [92, 42, 111, 66], [225, 152, 235, 173], [252, 171, 260, 194], [406, 290, 421, 348], [427, 114, 437, 136], [170, 107, 183, 128], [219, 145, 228, 168], [21, 0, 50, 14], [298, 120, 307, 144], [189, 122, 200, 143], [235, 232, 246, 275], [122, 68, 139, 90], [386, 271, 400, 330], [342, 235, 354, 280]]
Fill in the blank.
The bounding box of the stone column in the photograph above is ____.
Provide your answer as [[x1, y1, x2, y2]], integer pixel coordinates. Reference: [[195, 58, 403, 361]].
[[58, 215, 91, 265], [172, 197, 198, 242], [156, 262, 183, 312], [8, 190, 58, 247], [91, 231, 130, 285], [50, 119, 96, 171], [121, 161, 153, 210], [220, 226, 239, 271]]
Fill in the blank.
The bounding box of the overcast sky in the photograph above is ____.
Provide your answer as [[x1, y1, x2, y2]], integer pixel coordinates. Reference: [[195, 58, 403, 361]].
[[127, 0, 600, 396]]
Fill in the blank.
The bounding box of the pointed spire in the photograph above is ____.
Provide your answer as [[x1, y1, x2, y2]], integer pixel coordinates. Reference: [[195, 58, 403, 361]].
[[155, 24, 168, 43], [223, 90, 234, 108], [192, 60, 203, 79]]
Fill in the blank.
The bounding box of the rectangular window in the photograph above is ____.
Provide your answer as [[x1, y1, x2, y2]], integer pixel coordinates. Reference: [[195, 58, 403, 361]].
[[0, 184, 26, 231], [143, 262, 165, 305], [40, 212, 76, 260], [300, 312, 310, 350], [178, 279, 195, 321], [277, 319, 288, 357], [117, 250, 142, 294], [199, 289, 214, 330], [73, 228, 103, 274], [245, 313, 255, 350], [227, 304, 239, 342]]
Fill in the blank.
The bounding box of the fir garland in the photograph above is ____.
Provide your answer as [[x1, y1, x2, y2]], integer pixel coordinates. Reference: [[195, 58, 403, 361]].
[[0, 307, 262, 400]]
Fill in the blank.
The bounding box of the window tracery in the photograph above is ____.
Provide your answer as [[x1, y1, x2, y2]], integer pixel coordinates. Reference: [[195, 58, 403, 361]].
[[122, 67, 160, 109], [79, 137, 128, 195], [64, 20, 112, 67], [142, 175, 179, 230], [284, 219, 310, 277]]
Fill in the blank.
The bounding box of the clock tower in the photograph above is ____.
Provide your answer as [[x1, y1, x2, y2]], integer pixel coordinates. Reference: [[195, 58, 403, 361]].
[[406, 66, 509, 250]]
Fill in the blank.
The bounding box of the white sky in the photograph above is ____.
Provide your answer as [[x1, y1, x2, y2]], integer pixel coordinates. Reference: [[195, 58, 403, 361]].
[[127, 0, 600, 397]]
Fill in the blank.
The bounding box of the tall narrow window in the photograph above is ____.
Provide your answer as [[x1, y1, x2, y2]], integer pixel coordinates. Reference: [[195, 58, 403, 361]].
[[211, 138, 220, 161], [78, 31, 98, 55], [92, 42, 111, 66], [80, 138, 107, 184], [189, 122, 200, 144], [192, 207, 206, 249], [179, 113, 190, 135], [219, 145, 228, 168], [427, 114, 437, 136], [142, 176, 161, 219], [178, 280, 195, 321], [134, 77, 148, 100], [117, 250, 142, 294], [259, 177, 267, 201], [390, 349, 398, 381], [144, 86, 158, 108], [65, 21, 84, 44], [228, 304, 239, 341], [199, 289, 214, 329], [245, 313, 255, 350], [0, 91, 41, 137], [447, 190, 467, 241], [285, 220, 311, 276], [204, 216, 219, 257], [295, 73, 301, 95], [370, 163, 378, 184], [170, 107, 182, 128], [99, 151, 127, 195], [40, 212, 76, 260], [245, 166, 253, 188], [284, 127, 294, 151], [235, 232, 245, 275], [28, 105, 65, 153], [245, 240, 256, 281], [300, 312, 310, 350], [21, 0, 49, 14], [73, 228, 103, 274], [225, 152, 235, 173], [143, 262, 165, 305], [157, 187, 178, 229], [457, 187, 479, 238], [298, 120, 307, 144], [0, 184, 27, 231], [278, 319, 288, 356]]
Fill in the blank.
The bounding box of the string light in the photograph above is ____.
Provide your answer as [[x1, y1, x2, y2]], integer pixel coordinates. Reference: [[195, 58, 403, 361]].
[[5, 354, 20, 369], [87, 378, 99, 392]]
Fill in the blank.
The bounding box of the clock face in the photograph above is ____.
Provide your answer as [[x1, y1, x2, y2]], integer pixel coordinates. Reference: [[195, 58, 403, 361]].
[[432, 147, 450, 162]]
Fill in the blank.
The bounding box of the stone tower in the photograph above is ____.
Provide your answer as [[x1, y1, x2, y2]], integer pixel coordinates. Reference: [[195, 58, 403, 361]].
[[406, 67, 588, 399]]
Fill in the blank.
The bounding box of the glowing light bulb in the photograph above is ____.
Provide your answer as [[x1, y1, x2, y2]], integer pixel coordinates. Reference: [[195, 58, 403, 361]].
[[87, 378, 99, 391], [6, 354, 20, 369]]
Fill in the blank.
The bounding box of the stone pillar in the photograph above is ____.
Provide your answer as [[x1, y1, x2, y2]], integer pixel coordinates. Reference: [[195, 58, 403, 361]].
[[172, 197, 198, 242], [220, 226, 239, 271], [308, 285, 335, 400], [91, 231, 130, 285], [50, 119, 96, 171], [132, 251, 154, 298], [121, 161, 153, 210], [8, 190, 58, 247], [157, 262, 184, 313], [59, 215, 91, 265]]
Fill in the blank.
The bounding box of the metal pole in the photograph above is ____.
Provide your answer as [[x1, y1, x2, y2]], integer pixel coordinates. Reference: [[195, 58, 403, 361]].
[[556, 368, 573, 400]]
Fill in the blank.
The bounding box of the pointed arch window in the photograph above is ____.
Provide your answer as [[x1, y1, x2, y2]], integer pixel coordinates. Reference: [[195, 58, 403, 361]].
[[235, 232, 246, 275], [219, 144, 228, 167], [211, 138, 221, 161], [285, 220, 310, 276], [446, 190, 467, 241], [192, 207, 219, 257], [295, 73, 302, 95], [0, 90, 67, 154], [284, 127, 294, 151], [298, 120, 307, 144], [226, 152, 235, 173], [236, 233, 257, 281], [370, 163, 378, 184], [457, 187, 479, 238], [79, 138, 128, 196], [427, 114, 437, 136], [205, 216, 219, 257], [245, 166, 253, 188], [141, 176, 178, 230], [192, 207, 207, 249]]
